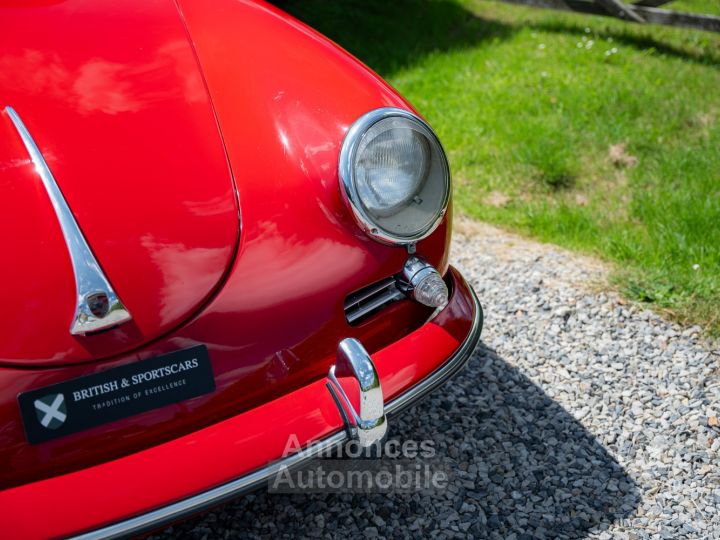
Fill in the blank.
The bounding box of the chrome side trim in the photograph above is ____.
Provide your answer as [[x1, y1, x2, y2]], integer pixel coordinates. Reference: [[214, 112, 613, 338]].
[[346, 277, 399, 306], [4, 106, 131, 335], [386, 284, 483, 415], [71, 285, 482, 540], [344, 278, 405, 324]]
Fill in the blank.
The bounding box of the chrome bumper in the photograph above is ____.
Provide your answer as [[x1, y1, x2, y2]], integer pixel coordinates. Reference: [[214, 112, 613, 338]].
[[73, 285, 483, 540]]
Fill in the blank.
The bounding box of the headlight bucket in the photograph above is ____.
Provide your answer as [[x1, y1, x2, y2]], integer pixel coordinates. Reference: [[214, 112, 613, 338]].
[[339, 107, 450, 245]]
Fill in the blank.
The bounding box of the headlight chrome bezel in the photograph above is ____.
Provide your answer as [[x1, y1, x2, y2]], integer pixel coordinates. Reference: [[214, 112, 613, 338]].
[[338, 107, 450, 246]]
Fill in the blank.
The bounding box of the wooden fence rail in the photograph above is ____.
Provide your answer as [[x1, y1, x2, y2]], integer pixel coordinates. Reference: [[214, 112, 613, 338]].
[[501, 0, 720, 33]]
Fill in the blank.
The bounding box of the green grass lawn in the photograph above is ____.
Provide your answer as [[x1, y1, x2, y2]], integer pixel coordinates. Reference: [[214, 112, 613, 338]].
[[281, 0, 720, 334], [672, 1, 720, 15]]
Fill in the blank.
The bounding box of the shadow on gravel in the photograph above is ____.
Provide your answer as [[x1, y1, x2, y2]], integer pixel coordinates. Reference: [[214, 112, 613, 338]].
[[158, 344, 640, 539]]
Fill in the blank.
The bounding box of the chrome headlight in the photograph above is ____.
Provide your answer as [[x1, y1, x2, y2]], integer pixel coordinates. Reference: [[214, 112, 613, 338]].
[[339, 108, 450, 245]]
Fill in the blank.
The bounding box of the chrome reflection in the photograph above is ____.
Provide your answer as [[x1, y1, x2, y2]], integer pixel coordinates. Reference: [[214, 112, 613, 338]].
[[398, 256, 449, 309], [327, 338, 387, 447], [4, 106, 131, 335]]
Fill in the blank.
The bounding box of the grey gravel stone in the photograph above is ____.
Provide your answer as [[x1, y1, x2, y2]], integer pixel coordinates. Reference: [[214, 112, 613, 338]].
[[152, 220, 719, 539]]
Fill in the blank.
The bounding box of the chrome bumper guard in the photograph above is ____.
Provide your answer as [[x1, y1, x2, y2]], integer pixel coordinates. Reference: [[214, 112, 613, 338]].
[[73, 285, 483, 540], [327, 338, 388, 447]]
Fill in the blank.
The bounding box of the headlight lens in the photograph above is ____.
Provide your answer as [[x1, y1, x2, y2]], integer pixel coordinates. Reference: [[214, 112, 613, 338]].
[[339, 108, 450, 244]]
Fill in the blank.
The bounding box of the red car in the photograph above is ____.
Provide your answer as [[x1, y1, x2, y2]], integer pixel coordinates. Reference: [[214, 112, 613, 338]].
[[0, 0, 483, 537]]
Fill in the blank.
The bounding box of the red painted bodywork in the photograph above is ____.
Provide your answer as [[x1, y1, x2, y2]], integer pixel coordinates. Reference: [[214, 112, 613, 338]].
[[0, 0, 474, 537], [0, 0, 239, 366], [1, 269, 477, 539]]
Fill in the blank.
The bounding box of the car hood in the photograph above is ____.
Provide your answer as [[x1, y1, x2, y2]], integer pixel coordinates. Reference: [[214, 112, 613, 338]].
[[0, 1, 239, 366]]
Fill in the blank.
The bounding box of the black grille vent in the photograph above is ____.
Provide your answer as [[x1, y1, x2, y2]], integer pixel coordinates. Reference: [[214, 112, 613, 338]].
[[344, 278, 405, 325]]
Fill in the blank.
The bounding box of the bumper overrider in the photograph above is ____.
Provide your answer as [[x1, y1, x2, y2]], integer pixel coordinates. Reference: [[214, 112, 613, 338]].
[[1, 267, 483, 539]]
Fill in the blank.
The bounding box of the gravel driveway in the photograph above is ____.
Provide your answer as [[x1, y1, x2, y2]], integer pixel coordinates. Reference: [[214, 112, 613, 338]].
[[155, 219, 720, 539]]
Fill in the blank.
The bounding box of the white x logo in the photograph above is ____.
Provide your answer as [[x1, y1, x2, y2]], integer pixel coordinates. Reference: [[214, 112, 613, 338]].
[[34, 394, 66, 428]]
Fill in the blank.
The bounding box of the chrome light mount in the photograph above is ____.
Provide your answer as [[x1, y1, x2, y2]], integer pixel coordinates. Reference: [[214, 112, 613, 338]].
[[326, 338, 387, 447], [397, 256, 449, 309], [338, 107, 450, 246], [4, 106, 132, 335]]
